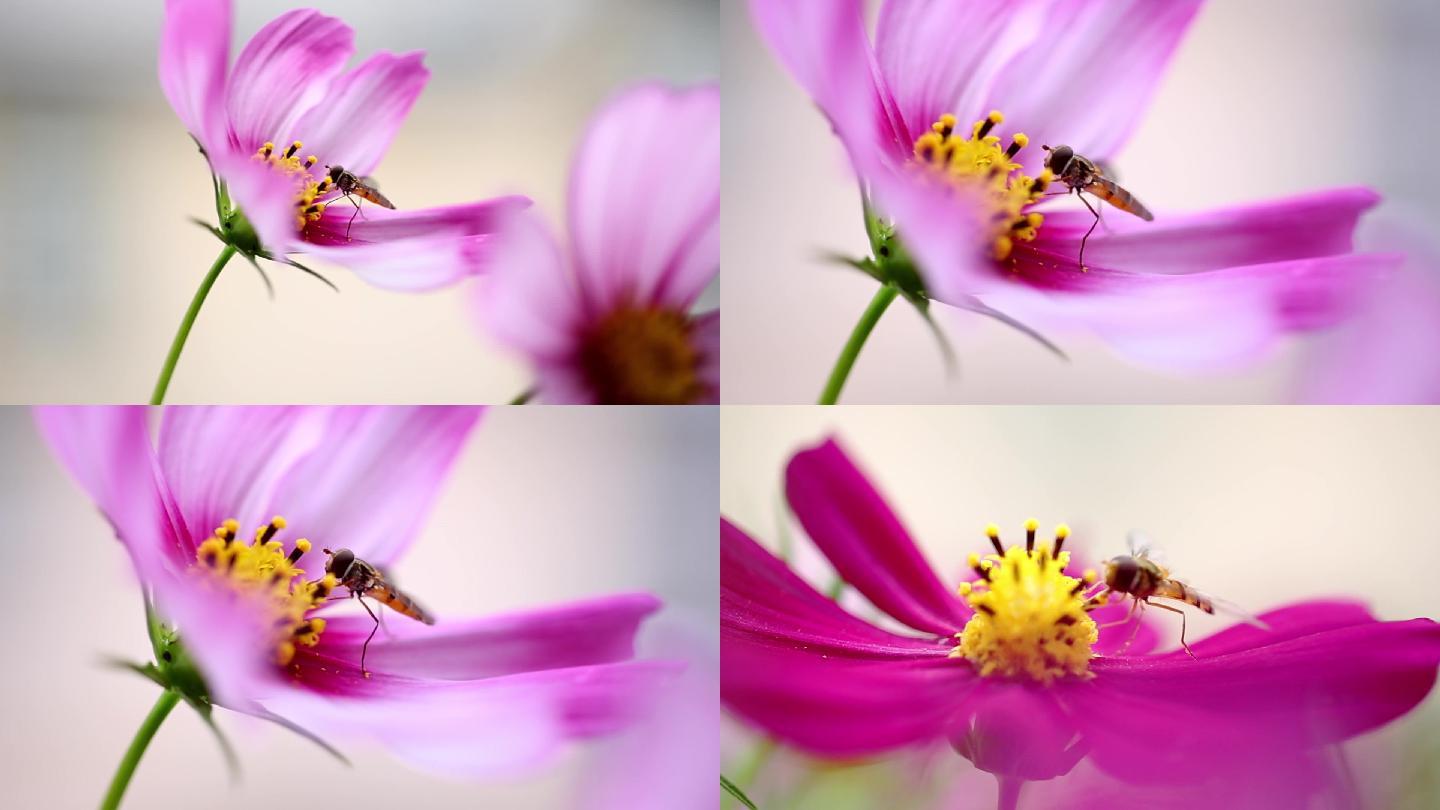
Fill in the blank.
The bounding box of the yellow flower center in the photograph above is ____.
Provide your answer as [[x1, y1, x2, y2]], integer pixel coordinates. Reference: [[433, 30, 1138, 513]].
[[950, 520, 1105, 684], [192, 515, 337, 666], [253, 141, 334, 232], [911, 111, 1053, 262], [577, 305, 707, 404]]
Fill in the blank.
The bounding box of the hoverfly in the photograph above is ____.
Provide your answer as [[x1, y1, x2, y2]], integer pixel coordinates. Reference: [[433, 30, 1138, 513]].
[[1100, 532, 1264, 659], [1041, 144, 1153, 270], [323, 547, 434, 676], [323, 164, 395, 239]]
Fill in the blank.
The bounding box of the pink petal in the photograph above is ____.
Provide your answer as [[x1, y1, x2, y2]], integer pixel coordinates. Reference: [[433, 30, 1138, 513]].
[[209, 148, 306, 255], [1154, 599, 1379, 659], [224, 9, 355, 153], [747, 0, 909, 170], [159, 0, 231, 149], [990, 252, 1401, 372], [567, 83, 720, 315], [302, 196, 531, 291], [691, 310, 720, 404], [156, 407, 330, 552], [1033, 187, 1381, 275], [952, 682, 1086, 780], [315, 593, 659, 680], [259, 407, 482, 570], [874, 0, 1047, 144], [290, 51, 428, 178], [1297, 256, 1440, 403], [983, 0, 1204, 162], [722, 519, 948, 658], [34, 407, 187, 578], [1071, 616, 1440, 783], [474, 208, 583, 363], [267, 660, 676, 778], [785, 439, 970, 635]]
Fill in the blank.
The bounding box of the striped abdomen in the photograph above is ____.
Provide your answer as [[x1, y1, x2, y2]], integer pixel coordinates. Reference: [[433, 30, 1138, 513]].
[[1086, 177, 1154, 221], [365, 582, 436, 624], [1152, 579, 1214, 613]]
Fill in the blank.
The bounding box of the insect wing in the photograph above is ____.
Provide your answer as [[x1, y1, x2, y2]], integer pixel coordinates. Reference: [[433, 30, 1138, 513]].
[[1085, 176, 1154, 221], [1205, 593, 1270, 629], [354, 178, 395, 209]]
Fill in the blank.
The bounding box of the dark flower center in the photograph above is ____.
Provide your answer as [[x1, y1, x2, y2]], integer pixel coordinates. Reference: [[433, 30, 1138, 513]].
[[577, 305, 706, 404]]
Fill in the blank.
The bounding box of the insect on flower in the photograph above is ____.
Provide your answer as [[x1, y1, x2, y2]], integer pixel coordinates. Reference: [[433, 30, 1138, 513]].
[[323, 164, 396, 239], [1042, 144, 1154, 271], [323, 546, 434, 676], [1099, 532, 1265, 658]]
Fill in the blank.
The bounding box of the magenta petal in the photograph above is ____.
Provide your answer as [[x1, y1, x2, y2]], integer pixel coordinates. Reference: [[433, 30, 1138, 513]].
[[985, 0, 1204, 161], [224, 9, 354, 153], [303, 196, 531, 291], [159, 0, 231, 148], [1163, 599, 1379, 659], [475, 209, 582, 363], [1073, 617, 1440, 782], [567, 83, 719, 315], [722, 519, 948, 658], [261, 407, 481, 570], [1035, 188, 1381, 275], [315, 593, 659, 680], [953, 683, 1086, 781], [290, 51, 428, 178], [210, 148, 305, 254], [34, 407, 188, 577], [270, 660, 675, 778], [785, 439, 970, 635]]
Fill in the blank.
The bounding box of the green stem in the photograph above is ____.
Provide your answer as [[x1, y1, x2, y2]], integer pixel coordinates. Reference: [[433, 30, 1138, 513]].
[[508, 387, 536, 405], [817, 284, 899, 405], [150, 245, 236, 405], [101, 689, 180, 810]]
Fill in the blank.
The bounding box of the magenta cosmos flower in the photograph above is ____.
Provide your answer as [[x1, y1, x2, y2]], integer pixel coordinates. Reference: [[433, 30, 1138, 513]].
[[162, 0, 527, 290], [38, 406, 668, 777], [477, 83, 719, 404], [751, 0, 1397, 370], [722, 438, 1440, 796]]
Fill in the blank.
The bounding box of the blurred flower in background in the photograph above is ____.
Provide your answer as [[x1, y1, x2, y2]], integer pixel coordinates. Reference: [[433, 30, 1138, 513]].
[[721, 437, 1440, 807], [37, 406, 672, 800], [748, 0, 1403, 399], [476, 82, 720, 404]]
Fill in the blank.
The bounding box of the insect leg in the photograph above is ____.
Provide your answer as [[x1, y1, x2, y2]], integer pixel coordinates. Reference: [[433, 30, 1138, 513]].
[[343, 193, 362, 240], [1144, 598, 1195, 660], [1075, 192, 1101, 271], [356, 594, 380, 677]]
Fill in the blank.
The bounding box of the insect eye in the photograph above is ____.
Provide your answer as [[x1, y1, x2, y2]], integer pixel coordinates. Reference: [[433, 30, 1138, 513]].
[[326, 548, 354, 575], [1046, 145, 1073, 172], [328, 165, 343, 181]]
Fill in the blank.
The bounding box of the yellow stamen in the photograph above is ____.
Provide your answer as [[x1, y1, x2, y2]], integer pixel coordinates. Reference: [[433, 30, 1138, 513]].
[[191, 515, 337, 666], [950, 521, 1098, 684], [911, 113, 1052, 262], [251, 140, 337, 231]]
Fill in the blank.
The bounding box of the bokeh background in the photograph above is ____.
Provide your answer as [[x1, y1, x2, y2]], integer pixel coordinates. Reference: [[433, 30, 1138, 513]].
[[723, 0, 1440, 403], [0, 0, 718, 403], [721, 407, 1440, 808], [0, 405, 718, 807]]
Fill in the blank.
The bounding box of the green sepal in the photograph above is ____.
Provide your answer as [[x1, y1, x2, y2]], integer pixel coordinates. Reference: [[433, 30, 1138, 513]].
[[219, 207, 264, 257]]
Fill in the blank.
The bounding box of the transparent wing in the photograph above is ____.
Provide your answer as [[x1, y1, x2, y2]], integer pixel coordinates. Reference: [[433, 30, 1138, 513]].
[[1125, 531, 1167, 567], [1205, 593, 1270, 629]]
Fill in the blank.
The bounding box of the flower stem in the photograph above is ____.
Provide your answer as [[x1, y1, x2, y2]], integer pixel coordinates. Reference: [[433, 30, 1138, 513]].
[[101, 689, 180, 810], [508, 387, 535, 405], [995, 776, 1024, 810], [150, 245, 237, 404], [817, 284, 899, 405]]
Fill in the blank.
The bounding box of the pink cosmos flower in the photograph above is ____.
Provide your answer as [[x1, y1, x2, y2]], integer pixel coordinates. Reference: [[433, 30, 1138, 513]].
[[38, 406, 670, 777], [721, 438, 1440, 797], [751, 0, 1398, 369], [161, 0, 528, 290], [478, 83, 719, 403]]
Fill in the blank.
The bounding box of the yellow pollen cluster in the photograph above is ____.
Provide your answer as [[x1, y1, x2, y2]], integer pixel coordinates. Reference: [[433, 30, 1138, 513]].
[[911, 111, 1054, 261], [577, 305, 706, 404], [951, 521, 1100, 684], [254, 141, 334, 231], [192, 515, 338, 666]]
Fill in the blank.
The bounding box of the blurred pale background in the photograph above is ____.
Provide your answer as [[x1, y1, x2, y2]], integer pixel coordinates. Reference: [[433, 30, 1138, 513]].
[[721, 407, 1440, 807], [0, 406, 718, 807], [722, 0, 1440, 403], [0, 0, 718, 403]]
